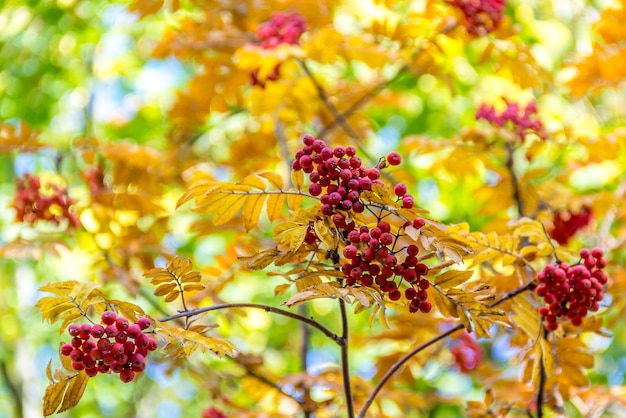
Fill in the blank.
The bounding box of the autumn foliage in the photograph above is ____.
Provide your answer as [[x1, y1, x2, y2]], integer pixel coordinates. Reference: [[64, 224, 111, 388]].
[[1, 0, 626, 417]]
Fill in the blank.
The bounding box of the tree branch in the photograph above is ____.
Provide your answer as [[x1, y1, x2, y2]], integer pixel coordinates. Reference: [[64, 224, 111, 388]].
[[158, 303, 343, 346], [0, 360, 23, 418], [505, 142, 526, 218], [536, 327, 548, 418], [357, 280, 534, 417], [339, 298, 355, 418]]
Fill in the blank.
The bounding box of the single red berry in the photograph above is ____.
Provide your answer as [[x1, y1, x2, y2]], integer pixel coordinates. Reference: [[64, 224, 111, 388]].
[[343, 245, 358, 259], [120, 365, 135, 379], [146, 338, 158, 351], [419, 301, 432, 313], [60, 344, 74, 356], [591, 247, 604, 259], [101, 311, 117, 325], [90, 324, 105, 339], [407, 245, 419, 256], [402, 195, 414, 209], [302, 134, 315, 146], [116, 317, 130, 331], [127, 324, 142, 339], [136, 318, 151, 332], [69, 349, 84, 362], [413, 218, 426, 228], [71, 361, 85, 371], [68, 324, 80, 337], [394, 183, 407, 197], [387, 152, 402, 166]]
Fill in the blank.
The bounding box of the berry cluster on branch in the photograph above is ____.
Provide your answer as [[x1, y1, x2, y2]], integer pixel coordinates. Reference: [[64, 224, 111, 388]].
[[293, 135, 431, 313], [536, 248, 607, 331], [60, 311, 157, 383], [11, 173, 80, 228], [476, 99, 546, 141], [257, 12, 307, 49], [449, 0, 506, 36]]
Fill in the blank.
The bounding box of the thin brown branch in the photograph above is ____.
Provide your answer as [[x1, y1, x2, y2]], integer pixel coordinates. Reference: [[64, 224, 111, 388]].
[[339, 298, 355, 418], [505, 142, 526, 217], [158, 303, 343, 345], [357, 280, 534, 417], [536, 327, 548, 418]]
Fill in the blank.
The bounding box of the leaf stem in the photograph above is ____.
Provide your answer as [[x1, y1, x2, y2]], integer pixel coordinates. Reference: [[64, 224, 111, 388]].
[[158, 303, 343, 345]]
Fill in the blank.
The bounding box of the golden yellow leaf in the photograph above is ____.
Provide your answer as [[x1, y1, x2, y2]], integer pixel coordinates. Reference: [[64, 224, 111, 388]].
[[183, 283, 205, 292], [274, 283, 291, 296], [239, 175, 266, 190], [243, 194, 265, 231], [57, 372, 89, 414], [259, 171, 284, 190], [291, 170, 304, 191], [154, 283, 178, 296], [240, 248, 282, 270], [43, 379, 69, 416], [434, 270, 473, 289], [165, 290, 180, 303], [265, 193, 285, 222]]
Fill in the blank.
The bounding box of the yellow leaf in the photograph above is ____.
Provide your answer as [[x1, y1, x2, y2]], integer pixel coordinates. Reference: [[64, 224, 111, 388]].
[[46, 359, 53, 382], [240, 248, 282, 270], [243, 193, 265, 231], [289, 225, 309, 252], [265, 193, 285, 222], [314, 219, 337, 250], [259, 171, 284, 190], [57, 372, 89, 413], [181, 272, 201, 283], [560, 351, 594, 369], [434, 270, 473, 289], [274, 283, 291, 296], [212, 194, 247, 226], [165, 290, 180, 303], [154, 283, 177, 296], [291, 170, 304, 190], [239, 175, 265, 190], [43, 379, 69, 416], [183, 283, 205, 292], [287, 193, 304, 210]]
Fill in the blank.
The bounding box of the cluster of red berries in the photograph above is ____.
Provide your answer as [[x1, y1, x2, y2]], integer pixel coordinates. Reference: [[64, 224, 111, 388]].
[[449, 0, 506, 36], [549, 206, 592, 245], [536, 248, 607, 331], [202, 407, 227, 418], [476, 99, 546, 141], [257, 12, 307, 49], [340, 219, 432, 313], [294, 135, 431, 313], [450, 330, 483, 373], [11, 173, 80, 228], [60, 311, 157, 383], [251, 12, 306, 88], [293, 135, 415, 215]]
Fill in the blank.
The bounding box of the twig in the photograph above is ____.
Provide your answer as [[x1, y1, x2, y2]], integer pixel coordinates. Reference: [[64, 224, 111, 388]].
[[339, 298, 355, 418], [357, 280, 534, 417], [536, 327, 548, 418], [158, 303, 343, 345]]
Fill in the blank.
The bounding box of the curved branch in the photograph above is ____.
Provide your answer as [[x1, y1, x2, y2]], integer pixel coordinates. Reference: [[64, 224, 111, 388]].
[[158, 303, 343, 346]]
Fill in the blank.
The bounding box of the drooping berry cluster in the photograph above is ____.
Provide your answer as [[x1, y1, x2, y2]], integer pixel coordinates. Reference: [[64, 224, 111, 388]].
[[476, 99, 546, 141], [549, 206, 592, 245], [293, 135, 415, 216], [11, 173, 80, 228], [202, 407, 227, 418], [257, 12, 307, 49], [60, 311, 157, 383], [450, 330, 483, 373], [293, 135, 431, 313], [536, 248, 607, 331], [449, 0, 506, 36]]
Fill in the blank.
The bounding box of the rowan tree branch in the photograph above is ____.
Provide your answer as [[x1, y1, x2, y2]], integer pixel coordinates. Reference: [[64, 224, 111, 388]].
[[339, 298, 355, 418], [357, 280, 535, 417], [158, 303, 343, 346]]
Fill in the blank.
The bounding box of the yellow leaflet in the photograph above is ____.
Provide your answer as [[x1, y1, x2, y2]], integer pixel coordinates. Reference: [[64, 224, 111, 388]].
[[43, 379, 69, 416], [183, 284, 205, 292], [274, 283, 291, 296], [289, 225, 309, 252], [265, 194, 285, 222], [238, 175, 265, 190], [314, 219, 337, 250], [240, 248, 282, 270], [561, 364, 588, 387], [154, 283, 178, 296], [434, 270, 473, 289], [181, 272, 201, 283], [471, 315, 491, 338], [559, 351, 594, 369], [428, 287, 457, 317], [291, 170, 304, 191], [287, 193, 304, 210], [259, 171, 283, 190], [57, 372, 89, 414], [176, 182, 221, 208], [165, 290, 180, 303], [243, 194, 265, 231], [46, 360, 53, 382]]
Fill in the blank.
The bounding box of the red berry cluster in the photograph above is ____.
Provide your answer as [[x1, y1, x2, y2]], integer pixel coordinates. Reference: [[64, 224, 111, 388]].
[[549, 206, 592, 245], [449, 0, 506, 36], [293, 135, 431, 313], [60, 311, 157, 383], [202, 407, 227, 418], [476, 99, 546, 141], [257, 12, 307, 49], [11, 173, 80, 228], [536, 248, 607, 331], [293, 135, 415, 216], [450, 330, 483, 373]]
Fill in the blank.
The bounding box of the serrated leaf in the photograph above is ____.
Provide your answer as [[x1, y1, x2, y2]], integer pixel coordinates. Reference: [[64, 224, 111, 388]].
[[243, 194, 265, 231], [274, 283, 291, 296], [259, 171, 284, 189], [183, 283, 205, 292], [265, 193, 285, 221], [57, 372, 89, 414], [154, 283, 178, 296], [435, 270, 473, 289], [43, 379, 69, 416]]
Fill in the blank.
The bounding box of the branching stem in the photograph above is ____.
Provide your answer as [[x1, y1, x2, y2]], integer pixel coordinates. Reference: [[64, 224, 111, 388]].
[[158, 303, 343, 345]]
